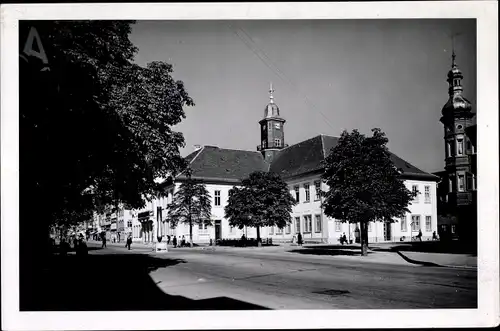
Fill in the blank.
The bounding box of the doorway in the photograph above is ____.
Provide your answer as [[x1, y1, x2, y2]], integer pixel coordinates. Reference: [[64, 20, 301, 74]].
[[384, 222, 392, 241], [215, 220, 222, 241]]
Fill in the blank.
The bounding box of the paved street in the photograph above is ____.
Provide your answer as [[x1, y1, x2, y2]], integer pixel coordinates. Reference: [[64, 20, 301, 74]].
[[82, 243, 476, 310]]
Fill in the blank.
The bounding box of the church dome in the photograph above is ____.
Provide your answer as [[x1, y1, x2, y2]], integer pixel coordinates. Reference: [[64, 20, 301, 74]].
[[264, 102, 280, 118], [442, 94, 472, 115]]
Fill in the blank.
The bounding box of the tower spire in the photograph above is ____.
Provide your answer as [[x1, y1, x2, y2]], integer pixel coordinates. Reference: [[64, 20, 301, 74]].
[[269, 82, 275, 104]]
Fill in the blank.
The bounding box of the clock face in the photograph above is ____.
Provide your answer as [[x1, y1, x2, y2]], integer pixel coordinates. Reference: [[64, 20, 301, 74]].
[[456, 124, 463, 130]]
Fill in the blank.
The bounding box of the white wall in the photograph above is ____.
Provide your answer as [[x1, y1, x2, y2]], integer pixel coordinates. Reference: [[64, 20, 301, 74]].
[[127, 176, 437, 244]]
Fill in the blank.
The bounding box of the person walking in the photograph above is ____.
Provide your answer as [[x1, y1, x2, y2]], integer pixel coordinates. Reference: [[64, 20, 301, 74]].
[[167, 235, 171, 245], [126, 235, 132, 250], [297, 232, 303, 246], [181, 235, 186, 247], [417, 229, 423, 242], [101, 233, 107, 248], [173, 236, 177, 248]]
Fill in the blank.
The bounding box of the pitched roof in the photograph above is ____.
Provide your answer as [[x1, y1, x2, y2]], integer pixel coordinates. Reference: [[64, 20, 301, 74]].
[[177, 146, 269, 184], [271, 134, 438, 181], [177, 135, 438, 184]]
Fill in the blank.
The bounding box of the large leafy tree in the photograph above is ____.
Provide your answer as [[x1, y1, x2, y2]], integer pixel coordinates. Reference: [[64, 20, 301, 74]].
[[321, 129, 416, 256], [225, 171, 297, 246], [19, 21, 193, 259], [167, 169, 212, 247]]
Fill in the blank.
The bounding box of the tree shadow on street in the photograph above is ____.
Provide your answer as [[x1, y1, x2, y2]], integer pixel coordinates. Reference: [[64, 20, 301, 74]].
[[370, 241, 477, 256], [20, 252, 270, 311], [288, 247, 371, 256]]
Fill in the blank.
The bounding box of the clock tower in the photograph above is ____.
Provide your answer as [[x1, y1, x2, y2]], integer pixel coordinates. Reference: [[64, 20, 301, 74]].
[[258, 83, 286, 163]]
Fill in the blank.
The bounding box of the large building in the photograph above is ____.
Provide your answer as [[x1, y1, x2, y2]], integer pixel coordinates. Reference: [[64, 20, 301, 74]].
[[434, 52, 477, 242], [125, 85, 439, 245]]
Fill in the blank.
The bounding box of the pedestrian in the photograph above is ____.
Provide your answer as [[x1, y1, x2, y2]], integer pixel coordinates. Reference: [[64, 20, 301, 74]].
[[241, 234, 246, 247], [173, 236, 177, 248], [181, 235, 186, 247], [101, 233, 107, 248], [418, 229, 423, 242], [167, 235, 171, 245], [126, 235, 132, 250], [297, 233, 303, 246], [432, 231, 438, 241]]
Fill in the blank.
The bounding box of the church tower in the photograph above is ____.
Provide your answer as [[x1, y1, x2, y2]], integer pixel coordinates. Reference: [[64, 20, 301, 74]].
[[439, 51, 475, 211], [258, 83, 286, 163]]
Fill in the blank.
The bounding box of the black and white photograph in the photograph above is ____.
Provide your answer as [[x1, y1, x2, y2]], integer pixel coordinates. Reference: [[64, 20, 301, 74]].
[[1, 2, 498, 330]]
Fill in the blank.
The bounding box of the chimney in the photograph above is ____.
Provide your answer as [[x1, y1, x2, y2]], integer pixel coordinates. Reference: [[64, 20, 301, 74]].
[[194, 145, 202, 152]]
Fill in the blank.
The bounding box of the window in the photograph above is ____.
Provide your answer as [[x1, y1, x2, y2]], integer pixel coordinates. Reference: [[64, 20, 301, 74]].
[[335, 221, 341, 232], [304, 215, 312, 233], [425, 216, 432, 232], [315, 215, 322, 233], [458, 175, 465, 192], [412, 185, 419, 202], [424, 186, 431, 203], [295, 217, 301, 233], [411, 215, 421, 231], [294, 186, 300, 202], [314, 181, 321, 200], [285, 223, 291, 234], [214, 190, 221, 206], [127, 221, 132, 228], [401, 215, 407, 232], [448, 177, 453, 192], [274, 138, 281, 147], [457, 138, 464, 156], [304, 183, 310, 202], [269, 226, 274, 235], [199, 222, 209, 234], [451, 225, 456, 234], [276, 227, 283, 235]]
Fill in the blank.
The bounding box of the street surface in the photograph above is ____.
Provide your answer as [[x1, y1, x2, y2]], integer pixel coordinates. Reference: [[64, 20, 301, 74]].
[[87, 243, 477, 309]]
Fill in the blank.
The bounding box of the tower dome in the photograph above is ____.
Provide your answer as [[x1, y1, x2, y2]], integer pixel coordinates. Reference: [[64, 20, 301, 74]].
[[442, 51, 472, 116], [264, 82, 281, 118]]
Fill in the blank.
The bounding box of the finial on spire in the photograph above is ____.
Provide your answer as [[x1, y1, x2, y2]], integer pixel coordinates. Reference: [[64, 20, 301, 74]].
[[269, 82, 275, 104]]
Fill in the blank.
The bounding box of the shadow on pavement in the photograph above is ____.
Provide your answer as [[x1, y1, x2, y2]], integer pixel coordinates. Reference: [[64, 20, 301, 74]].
[[20, 252, 270, 311], [393, 251, 441, 267], [288, 247, 371, 256], [371, 241, 477, 256]]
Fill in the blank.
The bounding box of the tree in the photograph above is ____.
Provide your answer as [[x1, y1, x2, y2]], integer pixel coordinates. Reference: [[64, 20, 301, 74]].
[[167, 169, 212, 247], [225, 171, 297, 246], [321, 129, 417, 256], [19, 21, 194, 259]]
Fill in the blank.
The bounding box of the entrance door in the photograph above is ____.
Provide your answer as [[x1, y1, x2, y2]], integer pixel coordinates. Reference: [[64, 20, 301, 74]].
[[384, 223, 392, 241], [215, 220, 222, 240]]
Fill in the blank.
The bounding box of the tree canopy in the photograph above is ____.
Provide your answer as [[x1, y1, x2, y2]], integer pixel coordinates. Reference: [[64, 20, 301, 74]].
[[20, 21, 194, 235], [225, 171, 297, 244], [321, 128, 416, 255], [167, 169, 212, 247]]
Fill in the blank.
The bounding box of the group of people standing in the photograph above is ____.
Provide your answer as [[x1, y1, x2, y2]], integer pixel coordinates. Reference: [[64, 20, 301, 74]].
[[166, 235, 188, 248]]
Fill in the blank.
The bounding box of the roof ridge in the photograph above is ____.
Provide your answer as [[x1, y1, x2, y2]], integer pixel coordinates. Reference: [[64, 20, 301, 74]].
[[280, 134, 324, 152], [176, 146, 205, 179]]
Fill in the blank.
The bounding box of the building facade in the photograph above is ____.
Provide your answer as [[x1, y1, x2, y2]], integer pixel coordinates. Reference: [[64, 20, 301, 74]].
[[97, 85, 439, 245]]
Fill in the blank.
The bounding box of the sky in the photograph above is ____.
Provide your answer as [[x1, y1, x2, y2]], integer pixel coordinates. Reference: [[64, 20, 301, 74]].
[[129, 19, 476, 174]]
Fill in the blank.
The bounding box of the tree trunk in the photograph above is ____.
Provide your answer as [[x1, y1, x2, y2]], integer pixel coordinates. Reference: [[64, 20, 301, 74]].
[[360, 221, 368, 256], [189, 221, 193, 247], [256, 226, 261, 247]]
